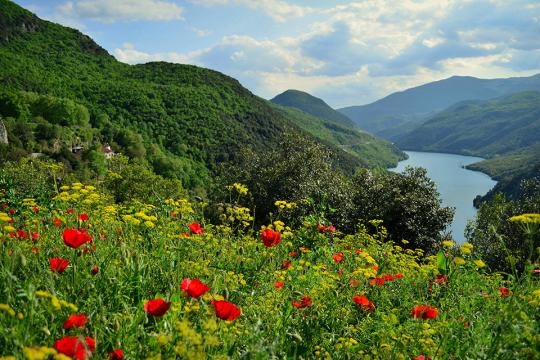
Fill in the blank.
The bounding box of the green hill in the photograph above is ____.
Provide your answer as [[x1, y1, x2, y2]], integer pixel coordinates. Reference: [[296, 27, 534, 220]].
[[270, 103, 405, 168], [271, 89, 356, 128], [395, 91, 540, 201], [0, 0, 402, 188], [338, 74, 540, 139]]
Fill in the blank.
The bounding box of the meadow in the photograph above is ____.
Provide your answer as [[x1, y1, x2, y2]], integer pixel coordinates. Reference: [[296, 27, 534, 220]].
[[0, 182, 539, 359]]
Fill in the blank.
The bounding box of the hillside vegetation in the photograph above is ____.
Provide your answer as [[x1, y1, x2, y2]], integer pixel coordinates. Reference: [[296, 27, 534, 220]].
[[0, 0, 402, 190]]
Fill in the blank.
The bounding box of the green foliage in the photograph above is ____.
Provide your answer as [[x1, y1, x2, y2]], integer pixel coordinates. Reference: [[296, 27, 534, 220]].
[[349, 167, 454, 252], [227, 134, 453, 251], [271, 89, 356, 128], [466, 179, 540, 273]]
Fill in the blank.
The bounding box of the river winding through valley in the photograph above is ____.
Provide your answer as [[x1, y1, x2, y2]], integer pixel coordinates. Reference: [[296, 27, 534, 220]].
[[390, 151, 497, 243]]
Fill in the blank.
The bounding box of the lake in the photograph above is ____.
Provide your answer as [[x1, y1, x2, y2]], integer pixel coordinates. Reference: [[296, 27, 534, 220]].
[[390, 151, 497, 243]]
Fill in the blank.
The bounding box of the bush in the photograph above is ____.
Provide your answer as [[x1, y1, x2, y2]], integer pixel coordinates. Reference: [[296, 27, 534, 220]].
[[466, 178, 540, 273]]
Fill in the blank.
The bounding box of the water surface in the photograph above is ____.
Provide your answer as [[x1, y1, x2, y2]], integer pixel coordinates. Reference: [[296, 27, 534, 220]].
[[390, 151, 497, 243]]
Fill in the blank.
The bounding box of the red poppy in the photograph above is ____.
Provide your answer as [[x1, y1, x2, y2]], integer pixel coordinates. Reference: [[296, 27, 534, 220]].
[[63, 228, 92, 248], [144, 298, 171, 317], [282, 260, 292, 269], [353, 295, 375, 312], [54, 336, 95, 360], [63, 314, 88, 329], [394, 273, 403, 279], [372, 265, 379, 271], [332, 252, 344, 264], [212, 300, 241, 321], [317, 224, 327, 231], [31, 232, 39, 241], [369, 277, 385, 286], [180, 278, 210, 298], [327, 225, 336, 232], [355, 249, 362, 254], [435, 274, 447, 285], [67, 209, 74, 214], [261, 228, 281, 247], [9, 209, 15, 214], [32, 206, 39, 213], [52, 217, 62, 227], [109, 349, 124, 360], [274, 280, 284, 289], [414, 356, 431, 360], [78, 214, 89, 221], [411, 305, 438, 319], [189, 223, 204, 234], [382, 274, 394, 281], [498, 287, 510, 296], [49, 258, 69, 273], [290, 251, 297, 257], [292, 295, 312, 308], [91, 265, 99, 275]]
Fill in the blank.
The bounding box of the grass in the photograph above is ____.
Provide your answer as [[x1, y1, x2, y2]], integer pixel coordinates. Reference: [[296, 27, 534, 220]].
[[0, 183, 539, 359]]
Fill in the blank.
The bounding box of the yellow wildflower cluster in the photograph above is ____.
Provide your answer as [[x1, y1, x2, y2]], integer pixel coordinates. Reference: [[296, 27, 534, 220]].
[[22, 346, 60, 360], [0, 212, 11, 223], [54, 183, 101, 205], [35, 290, 78, 312], [0, 303, 16, 317], [442, 240, 455, 247], [226, 182, 249, 196], [274, 200, 297, 209], [509, 213, 540, 224], [335, 337, 358, 349], [165, 198, 194, 216], [461, 242, 474, 254], [222, 206, 253, 227]]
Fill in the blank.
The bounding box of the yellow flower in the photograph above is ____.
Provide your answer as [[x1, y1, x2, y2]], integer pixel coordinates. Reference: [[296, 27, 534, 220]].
[[23, 347, 57, 360], [509, 213, 540, 224], [442, 240, 455, 247], [0, 304, 16, 316], [454, 257, 466, 266], [473, 259, 486, 268], [4, 225, 16, 232]]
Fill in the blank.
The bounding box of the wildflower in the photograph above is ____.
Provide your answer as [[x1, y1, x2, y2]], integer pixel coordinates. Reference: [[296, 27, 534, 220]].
[[473, 259, 486, 268], [355, 249, 362, 254], [435, 274, 447, 285], [0, 304, 16, 316], [67, 209, 74, 214], [282, 260, 292, 269], [292, 295, 312, 308], [54, 336, 95, 360], [411, 305, 438, 319], [414, 356, 432, 360], [442, 240, 455, 247], [394, 273, 403, 279], [317, 224, 327, 231], [189, 223, 204, 235], [353, 295, 375, 312], [63, 228, 92, 249], [290, 251, 297, 257], [261, 228, 281, 247], [454, 257, 466, 266], [274, 280, 284, 289], [109, 349, 124, 360], [382, 274, 395, 281], [369, 277, 385, 286], [22, 346, 57, 360], [78, 214, 89, 221], [333, 252, 344, 264], [144, 298, 171, 317], [63, 314, 88, 329], [180, 278, 210, 298], [460, 243, 473, 254], [91, 265, 99, 275], [49, 258, 69, 274], [212, 300, 240, 321], [498, 287, 510, 297]]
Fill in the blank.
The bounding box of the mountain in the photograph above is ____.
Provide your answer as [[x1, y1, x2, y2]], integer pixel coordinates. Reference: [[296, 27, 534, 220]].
[[338, 74, 540, 139], [271, 89, 356, 128], [395, 91, 540, 201], [270, 103, 404, 168], [0, 0, 403, 188]]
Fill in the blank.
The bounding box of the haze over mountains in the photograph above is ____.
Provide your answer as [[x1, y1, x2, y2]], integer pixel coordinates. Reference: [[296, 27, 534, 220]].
[[338, 74, 540, 140]]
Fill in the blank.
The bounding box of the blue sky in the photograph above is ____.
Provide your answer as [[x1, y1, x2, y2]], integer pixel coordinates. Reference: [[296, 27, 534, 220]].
[[13, 0, 540, 107]]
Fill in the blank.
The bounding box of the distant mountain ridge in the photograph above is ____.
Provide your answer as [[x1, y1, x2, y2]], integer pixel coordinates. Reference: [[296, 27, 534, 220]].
[[338, 74, 540, 139], [271, 89, 356, 129]]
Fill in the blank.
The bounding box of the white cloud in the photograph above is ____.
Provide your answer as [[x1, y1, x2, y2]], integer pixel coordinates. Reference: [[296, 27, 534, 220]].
[[58, 0, 183, 23], [189, 0, 312, 22]]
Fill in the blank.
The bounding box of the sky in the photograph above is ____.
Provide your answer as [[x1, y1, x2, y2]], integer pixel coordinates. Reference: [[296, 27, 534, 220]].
[[13, 0, 540, 108]]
